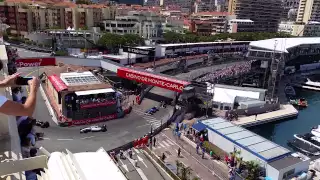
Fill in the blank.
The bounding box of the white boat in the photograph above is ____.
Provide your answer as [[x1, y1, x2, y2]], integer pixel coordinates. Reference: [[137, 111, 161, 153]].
[[294, 134, 320, 150], [303, 78, 320, 88], [311, 125, 320, 137]]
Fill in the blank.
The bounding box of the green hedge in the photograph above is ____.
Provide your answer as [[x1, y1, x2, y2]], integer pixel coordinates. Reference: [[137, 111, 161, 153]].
[[203, 141, 226, 159]]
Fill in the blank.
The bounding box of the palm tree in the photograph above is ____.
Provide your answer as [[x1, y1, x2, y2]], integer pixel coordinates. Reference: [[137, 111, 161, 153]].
[[245, 160, 260, 180], [176, 160, 183, 177], [180, 166, 192, 180], [192, 177, 201, 180]]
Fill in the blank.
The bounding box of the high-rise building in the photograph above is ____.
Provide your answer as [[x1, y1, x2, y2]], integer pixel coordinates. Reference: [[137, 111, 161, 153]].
[[296, 0, 320, 23], [228, 0, 283, 32]]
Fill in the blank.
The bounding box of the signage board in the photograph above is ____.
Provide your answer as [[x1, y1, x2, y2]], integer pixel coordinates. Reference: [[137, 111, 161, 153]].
[[15, 57, 56, 68], [123, 46, 155, 56], [117, 67, 190, 92], [80, 101, 117, 109], [48, 74, 67, 92], [70, 113, 117, 126]]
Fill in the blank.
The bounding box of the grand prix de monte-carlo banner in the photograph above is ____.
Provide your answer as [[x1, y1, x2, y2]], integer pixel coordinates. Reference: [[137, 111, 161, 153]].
[[15, 57, 56, 68], [117, 67, 190, 93]]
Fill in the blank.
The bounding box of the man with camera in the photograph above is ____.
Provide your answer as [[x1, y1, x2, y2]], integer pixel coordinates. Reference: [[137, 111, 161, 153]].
[[0, 72, 39, 117]]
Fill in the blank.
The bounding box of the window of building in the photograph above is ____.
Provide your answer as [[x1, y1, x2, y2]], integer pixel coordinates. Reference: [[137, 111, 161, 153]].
[[283, 169, 295, 179]]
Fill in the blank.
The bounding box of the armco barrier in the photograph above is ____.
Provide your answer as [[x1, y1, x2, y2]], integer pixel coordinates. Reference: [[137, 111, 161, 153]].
[[143, 147, 180, 180]]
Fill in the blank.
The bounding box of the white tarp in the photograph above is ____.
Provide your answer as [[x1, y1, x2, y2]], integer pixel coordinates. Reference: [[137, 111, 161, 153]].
[[213, 87, 260, 104]]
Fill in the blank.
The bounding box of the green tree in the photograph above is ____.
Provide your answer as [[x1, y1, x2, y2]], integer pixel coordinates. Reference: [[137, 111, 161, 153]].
[[176, 160, 192, 180], [245, 160, 260, 180], [163, 31, 293, 43], [98, 33, 145, 53], [123, 34, 144, 46]]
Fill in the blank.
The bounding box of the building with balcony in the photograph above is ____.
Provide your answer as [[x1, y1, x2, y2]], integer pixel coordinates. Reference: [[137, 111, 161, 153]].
[[228, 0, 283, 32], [189, 12, 233, 35], [102, 11, 164, 39], [25, 27, 103, 48], [0, 2, 32, 36], [296, 0, 320, 23], [227, 19, 254, 33]]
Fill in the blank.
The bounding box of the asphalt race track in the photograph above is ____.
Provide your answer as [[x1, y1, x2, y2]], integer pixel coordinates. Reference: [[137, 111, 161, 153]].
[[17, 48, 172, 153]]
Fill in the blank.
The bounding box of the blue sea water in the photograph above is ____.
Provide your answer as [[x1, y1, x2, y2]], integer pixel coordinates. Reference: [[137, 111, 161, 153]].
[[249, 90, 320, 150]]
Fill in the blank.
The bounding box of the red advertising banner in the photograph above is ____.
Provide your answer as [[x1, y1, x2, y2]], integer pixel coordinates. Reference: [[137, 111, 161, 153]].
[[70, 113, 117, 126], [117, 67, 190, 93], [48, 75, 68, 92], [15, 57, 56, 67], [80, 101, 117, 109]]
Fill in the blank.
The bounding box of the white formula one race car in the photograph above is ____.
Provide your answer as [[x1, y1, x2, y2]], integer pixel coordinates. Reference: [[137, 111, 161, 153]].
[[80, 125, 107, 133]]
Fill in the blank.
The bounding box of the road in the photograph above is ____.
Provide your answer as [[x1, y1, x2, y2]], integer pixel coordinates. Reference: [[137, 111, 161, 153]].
[[17, 48, 172, 154], [16, 47, 50, 57]]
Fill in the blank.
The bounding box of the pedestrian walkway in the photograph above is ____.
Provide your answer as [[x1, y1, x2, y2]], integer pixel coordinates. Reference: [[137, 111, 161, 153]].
[[116, 147, 170, 180], [151, 129, 229, 180]]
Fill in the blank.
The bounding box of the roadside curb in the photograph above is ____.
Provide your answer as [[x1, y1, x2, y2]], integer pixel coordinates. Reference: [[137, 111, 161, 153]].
[[39, 84, 58, 125]]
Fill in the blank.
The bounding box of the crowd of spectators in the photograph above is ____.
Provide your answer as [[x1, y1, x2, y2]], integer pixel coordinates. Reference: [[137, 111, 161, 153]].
[[196, 60, 256, 83], [4, 46, 42, 180]]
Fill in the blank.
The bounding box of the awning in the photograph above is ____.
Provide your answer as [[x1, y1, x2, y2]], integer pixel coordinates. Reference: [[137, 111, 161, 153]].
[[75, 88, 115, 96], [48, 75, 67, 92], [192, 122, 207, 132]]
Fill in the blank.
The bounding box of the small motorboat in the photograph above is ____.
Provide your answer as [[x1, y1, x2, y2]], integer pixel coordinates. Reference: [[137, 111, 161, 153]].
[[290, 98, 308, 108], [288, 139, 320, 156]]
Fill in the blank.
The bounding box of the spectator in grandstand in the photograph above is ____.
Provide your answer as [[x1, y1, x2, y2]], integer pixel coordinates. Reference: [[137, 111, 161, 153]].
[[197, 60, 255, 83], [0, 71, 39, 117]]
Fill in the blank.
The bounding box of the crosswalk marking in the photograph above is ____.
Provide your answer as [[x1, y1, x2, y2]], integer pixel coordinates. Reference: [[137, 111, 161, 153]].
[[133, 109, 162, 129], [133, 148, 140, 154], [166, 139, 175, 146], [122, 164, 129, 172], [159, 142, 166, 148], [162, 141, 170, 147]]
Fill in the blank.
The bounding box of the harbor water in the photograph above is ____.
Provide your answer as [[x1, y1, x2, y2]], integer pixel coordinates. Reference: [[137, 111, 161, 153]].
[[249, 90, 320, 151]]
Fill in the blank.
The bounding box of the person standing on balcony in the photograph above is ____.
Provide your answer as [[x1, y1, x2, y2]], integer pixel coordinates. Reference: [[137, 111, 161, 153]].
[[0, 71, 39, 117]]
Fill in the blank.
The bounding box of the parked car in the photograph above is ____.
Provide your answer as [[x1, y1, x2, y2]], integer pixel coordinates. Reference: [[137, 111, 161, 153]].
[[80, 125, 107, 133]]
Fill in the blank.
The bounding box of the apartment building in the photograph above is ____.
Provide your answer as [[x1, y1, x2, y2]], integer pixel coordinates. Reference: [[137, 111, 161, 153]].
[[0, 2, 116, 36], [228, 0, 283, 32], [227, 19, 254, 33], [190, 12, 233, 35], [296, 0, 320, 23], [282, 0, 300, 20], [0, 2, 32, 36], [102, 11, 164, 39]]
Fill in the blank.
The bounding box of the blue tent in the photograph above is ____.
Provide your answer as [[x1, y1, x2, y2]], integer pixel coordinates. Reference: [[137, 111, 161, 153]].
[[192, 122, 206, 132]]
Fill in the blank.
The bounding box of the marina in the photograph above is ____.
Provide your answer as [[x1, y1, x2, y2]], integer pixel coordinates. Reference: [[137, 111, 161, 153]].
[[233, 104, 298, 127]]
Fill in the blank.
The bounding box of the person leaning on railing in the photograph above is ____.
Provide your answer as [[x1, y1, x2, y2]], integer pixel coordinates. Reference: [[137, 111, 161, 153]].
[[0, 61, 39, 116]]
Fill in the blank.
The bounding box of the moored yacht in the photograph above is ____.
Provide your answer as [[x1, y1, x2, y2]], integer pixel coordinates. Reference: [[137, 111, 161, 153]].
[[288, 138, 320, 156], [311, 125, 320, 137]]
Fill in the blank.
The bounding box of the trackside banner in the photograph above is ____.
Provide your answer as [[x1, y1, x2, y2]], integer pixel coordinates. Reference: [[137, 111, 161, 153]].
[[117, 67, 190, 93], [15, 57, 56, 68]]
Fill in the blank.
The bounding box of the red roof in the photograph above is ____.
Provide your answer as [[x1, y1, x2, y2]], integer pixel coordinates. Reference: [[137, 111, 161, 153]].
[[193, 11, 229, 16], [48, 74, 67, 92]]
